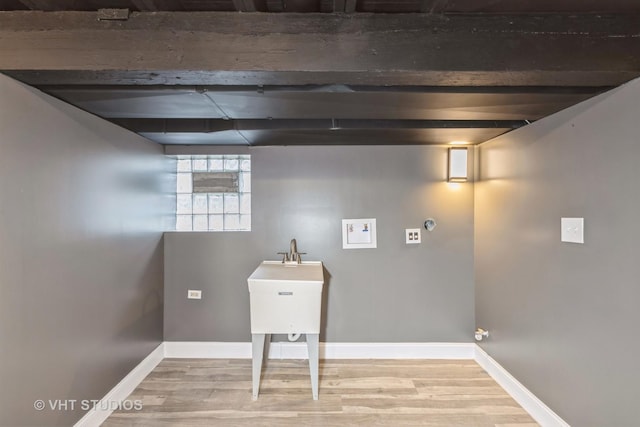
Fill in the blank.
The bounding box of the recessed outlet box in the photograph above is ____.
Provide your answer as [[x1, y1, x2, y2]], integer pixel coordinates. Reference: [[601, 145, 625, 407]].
[[405, 228, 421, 244], [561, 218, 584, 244], [187, 289, 202, 299]]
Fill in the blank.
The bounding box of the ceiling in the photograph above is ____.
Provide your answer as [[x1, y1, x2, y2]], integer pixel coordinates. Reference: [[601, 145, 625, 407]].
[[2, 1, 639, 146], [2, 0, 640, 13]]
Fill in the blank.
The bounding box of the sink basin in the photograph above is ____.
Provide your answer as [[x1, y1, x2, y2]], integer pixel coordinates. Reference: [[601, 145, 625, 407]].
[[248, 260, 325, 400], [248, 260, 324, 286], [248, 261, 324, 334]]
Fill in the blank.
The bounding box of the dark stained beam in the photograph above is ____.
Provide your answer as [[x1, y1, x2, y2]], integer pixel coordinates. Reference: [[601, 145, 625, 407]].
[[96, 8, 130, 20], [420, 0, 449, 13], [266, 0, 283, 11], [344, 0, 356, 12], [359, 0, 640, 13], [9, 70, 636, 87], [0, 0, 27, 10], [110, 118, 527, 132], [421, 0, 640, 14], [175, 1, 237, 11], [239, 128, 510, 146], [18, 0, 134, 10], [232, 0, 256, 12], [40, 84, 609, 94], [130, 0, 184, 11], [41, 84, 603, 121], [1, 12, 640, 87], [360, 0, 419, 13], [320, 0, 346, 12], [18, 0, 66, 10], [151, 127, 514, 146]]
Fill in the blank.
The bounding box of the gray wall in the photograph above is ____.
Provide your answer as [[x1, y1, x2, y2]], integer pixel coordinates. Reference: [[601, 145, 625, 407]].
[[165, 146, 475, 342], [0, 75, 173, 426], [475, 79, 640, 426]]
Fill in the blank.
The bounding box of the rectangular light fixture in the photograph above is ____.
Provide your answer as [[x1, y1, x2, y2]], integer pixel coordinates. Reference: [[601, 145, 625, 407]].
[[448, 147, 468, 182]]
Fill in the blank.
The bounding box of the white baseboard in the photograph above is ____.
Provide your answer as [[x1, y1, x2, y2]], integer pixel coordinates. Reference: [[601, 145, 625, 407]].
[[474, 345, 569, 427], [320, 342, 474, 359], [164, 341, 251, 358], [163, 341, 475, 360], [79, 341, 567, 427], [74, 343, 165, 427]]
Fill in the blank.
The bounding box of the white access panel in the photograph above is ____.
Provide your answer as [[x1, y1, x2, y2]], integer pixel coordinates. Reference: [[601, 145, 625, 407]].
[[342, 218, 377, 249], [561, 217, 584, 244]]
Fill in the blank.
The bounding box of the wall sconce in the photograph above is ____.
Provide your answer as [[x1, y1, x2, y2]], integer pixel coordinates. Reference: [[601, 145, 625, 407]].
[[448, 147, 468, 182]]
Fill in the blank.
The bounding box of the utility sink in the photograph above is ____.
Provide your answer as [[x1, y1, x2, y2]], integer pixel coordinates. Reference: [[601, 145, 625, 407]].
[[248, 260, 324, 400], [248, 261, 323, 334]]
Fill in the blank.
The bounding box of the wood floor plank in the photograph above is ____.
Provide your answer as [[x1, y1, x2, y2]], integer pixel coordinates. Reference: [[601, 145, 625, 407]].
[[416, 386, 507, 396], [103, 359, 539, 427]]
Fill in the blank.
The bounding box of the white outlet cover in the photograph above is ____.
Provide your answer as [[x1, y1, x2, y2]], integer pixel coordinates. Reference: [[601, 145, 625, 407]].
[[561, 218, 584, 244], [188, 289, 202, 299], [405, 228, 421, 244]]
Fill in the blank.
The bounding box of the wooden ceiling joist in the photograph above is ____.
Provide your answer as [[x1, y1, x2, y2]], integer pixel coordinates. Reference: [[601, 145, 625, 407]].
[[1, 11, 640, 87], [232, 0, 257, 12], [130, 0, 184, 11], [109, 118, 529, 133], [344, 0, 356, 13], [266, 0, 283, 12], [18, 0, 67, 10]]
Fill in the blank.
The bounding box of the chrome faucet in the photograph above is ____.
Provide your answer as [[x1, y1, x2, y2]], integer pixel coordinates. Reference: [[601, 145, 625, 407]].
[[277, 238, 306, 264]]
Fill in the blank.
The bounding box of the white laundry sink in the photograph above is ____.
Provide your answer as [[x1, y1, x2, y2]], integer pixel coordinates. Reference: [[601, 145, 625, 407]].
[[248, 260, 325, 400], [248, 260, 324, 334]]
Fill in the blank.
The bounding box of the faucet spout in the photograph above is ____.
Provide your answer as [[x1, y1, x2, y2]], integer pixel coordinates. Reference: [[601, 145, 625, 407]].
[[289, 239, 298, 263], [279, 239, 305, 264]]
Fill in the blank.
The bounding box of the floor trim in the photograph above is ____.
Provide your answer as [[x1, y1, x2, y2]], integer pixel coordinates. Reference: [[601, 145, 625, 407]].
[[164, 341, 250, 358], [163, 341, 476, 359], [474, 345, 569, 427], [82, 341, 569, 427], [73, 343, 165, 427]]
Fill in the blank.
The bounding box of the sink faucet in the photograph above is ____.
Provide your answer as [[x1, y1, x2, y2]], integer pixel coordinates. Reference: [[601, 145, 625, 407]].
[[290, 239, 298, 262], [277, 238, 306, 264]]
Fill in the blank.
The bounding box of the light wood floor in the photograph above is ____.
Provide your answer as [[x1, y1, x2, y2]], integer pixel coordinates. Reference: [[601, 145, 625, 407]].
[[103, 359, 538, 427]]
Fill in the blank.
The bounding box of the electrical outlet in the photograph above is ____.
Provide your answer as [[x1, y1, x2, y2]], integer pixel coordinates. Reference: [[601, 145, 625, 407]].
[[187, 289, 202, 300], [405, 228, 421, 244]]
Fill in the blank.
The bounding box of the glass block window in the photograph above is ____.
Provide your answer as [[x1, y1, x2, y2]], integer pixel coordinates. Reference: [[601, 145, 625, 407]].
[[176, 155, 251, 231]]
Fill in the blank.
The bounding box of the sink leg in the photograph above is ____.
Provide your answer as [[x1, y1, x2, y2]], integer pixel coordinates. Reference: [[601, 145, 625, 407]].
[[252, 333, 266, 400], [306, 333, 319, 400]]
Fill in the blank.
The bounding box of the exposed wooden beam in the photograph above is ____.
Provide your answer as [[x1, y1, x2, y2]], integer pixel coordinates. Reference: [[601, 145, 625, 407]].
[[232, 0, 257, 12], [9, 70, 638, 88], [420, 0, 449, 13], [131, 0, 184, 11], [40, 84, 609, 94], [266, 0, 283, 11], [110, 118, 528, 133], [344, 0, 356, 12], [1, 12, 639, 87], [96, 8, 130, 20], [18, 0, 65, 10], [320, 0, 345, 12]]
